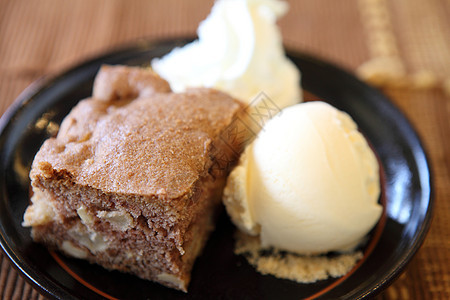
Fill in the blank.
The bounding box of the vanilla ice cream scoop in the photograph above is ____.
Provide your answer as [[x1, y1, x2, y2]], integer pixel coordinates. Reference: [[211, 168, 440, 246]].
[[151, 0, 301, 109], [223, 102, 382, 254]]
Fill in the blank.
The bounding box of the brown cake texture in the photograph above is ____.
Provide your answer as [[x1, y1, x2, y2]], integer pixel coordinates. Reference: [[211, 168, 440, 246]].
[[23, 65, 246, 292]]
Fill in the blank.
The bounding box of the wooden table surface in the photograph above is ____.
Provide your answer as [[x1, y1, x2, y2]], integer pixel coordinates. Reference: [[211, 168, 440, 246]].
[[0, 0, 448, 299]]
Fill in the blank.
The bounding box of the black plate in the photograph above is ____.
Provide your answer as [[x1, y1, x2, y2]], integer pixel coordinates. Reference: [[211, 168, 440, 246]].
[[0, 38, 433, 299]]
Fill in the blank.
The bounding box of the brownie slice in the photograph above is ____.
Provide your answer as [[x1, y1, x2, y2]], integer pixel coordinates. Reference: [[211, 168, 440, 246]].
[[23, 65, 245, 291]]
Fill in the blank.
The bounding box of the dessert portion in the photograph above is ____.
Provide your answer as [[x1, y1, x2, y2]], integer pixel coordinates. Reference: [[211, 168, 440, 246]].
[[151, 0, 302, 109], [23, 65, 246, 292], [223, 101, 382, 281]]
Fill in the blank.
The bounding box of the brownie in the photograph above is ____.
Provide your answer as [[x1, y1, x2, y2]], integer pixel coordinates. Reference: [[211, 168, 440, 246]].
[[23, 65, 245, 291]]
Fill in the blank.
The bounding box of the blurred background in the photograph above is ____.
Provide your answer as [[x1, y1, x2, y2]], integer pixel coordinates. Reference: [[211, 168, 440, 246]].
[[0, 0, 449, 299]]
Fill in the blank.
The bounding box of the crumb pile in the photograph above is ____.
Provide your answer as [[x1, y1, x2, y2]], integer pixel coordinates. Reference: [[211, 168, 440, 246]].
[[234, 231, 363, 283]]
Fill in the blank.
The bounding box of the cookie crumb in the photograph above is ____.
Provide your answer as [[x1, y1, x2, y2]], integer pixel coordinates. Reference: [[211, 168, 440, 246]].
[[234, 231, 363, 283]]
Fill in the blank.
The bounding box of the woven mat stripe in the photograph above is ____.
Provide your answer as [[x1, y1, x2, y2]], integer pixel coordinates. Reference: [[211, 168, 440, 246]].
[[389, 0, 450, 77]]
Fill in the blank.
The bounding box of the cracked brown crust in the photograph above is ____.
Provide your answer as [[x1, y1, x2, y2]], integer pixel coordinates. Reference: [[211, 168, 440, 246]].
[[24, 65, 245, 291]]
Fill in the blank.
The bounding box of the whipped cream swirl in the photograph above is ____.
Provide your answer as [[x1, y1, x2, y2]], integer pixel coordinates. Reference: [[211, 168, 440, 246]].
[[152, 0, 302, 108]]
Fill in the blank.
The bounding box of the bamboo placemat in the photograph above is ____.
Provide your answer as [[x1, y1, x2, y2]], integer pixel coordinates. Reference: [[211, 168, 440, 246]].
[[0, 0, 449, 299]]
